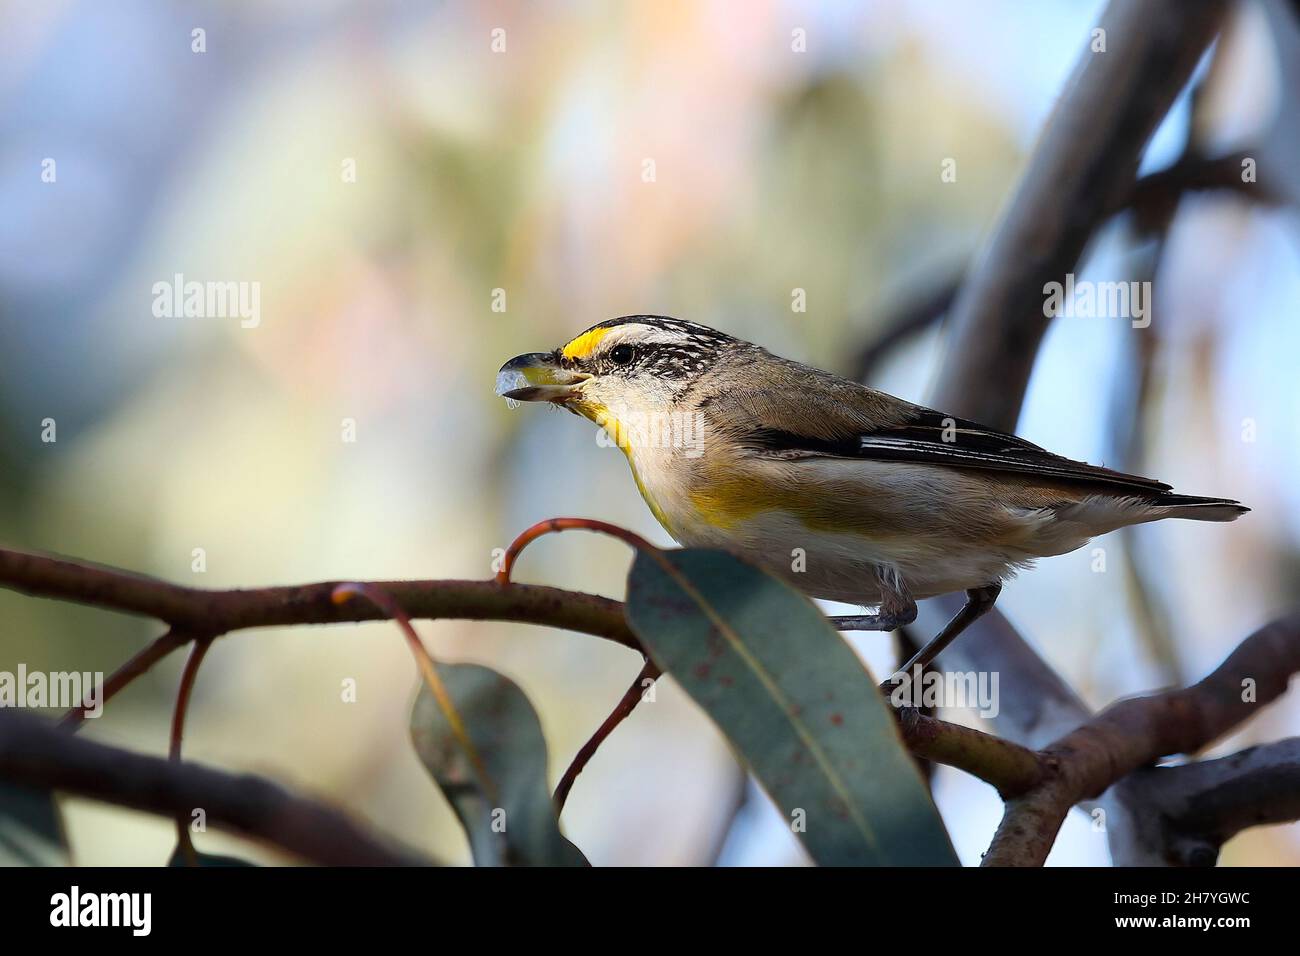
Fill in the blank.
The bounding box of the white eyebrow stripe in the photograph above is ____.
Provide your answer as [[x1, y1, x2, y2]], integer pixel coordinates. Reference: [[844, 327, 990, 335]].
[[592, 324, 692, 351]]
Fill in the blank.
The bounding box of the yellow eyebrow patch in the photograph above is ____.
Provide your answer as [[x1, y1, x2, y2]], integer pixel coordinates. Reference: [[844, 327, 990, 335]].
[[561, 326, 612, 360]]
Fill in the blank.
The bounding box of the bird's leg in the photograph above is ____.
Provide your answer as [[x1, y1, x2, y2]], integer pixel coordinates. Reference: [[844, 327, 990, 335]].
[[830, 569, 917, 632], [831, 607, 917, 631], [889, 582, 1002, 683]]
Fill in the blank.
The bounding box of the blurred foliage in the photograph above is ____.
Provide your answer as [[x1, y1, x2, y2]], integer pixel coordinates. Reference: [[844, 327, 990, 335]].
[[0, 782, 67, 866]]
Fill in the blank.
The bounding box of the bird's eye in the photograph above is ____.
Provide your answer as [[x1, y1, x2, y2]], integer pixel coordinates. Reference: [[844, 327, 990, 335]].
[[609, 344, 635, 366]]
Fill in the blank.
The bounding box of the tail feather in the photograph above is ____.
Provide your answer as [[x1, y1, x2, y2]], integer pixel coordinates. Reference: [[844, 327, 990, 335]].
[[1153, 493, 1249, 522]]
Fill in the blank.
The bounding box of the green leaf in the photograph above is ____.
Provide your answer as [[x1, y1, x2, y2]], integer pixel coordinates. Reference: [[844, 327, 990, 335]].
[[167, 845, 257, 867], [0, 782, 68, 866], [624, 548, 958, 866], [409, 663, 587, 867]]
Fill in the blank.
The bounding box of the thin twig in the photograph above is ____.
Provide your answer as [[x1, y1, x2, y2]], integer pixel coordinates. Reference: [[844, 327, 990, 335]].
[[58, 627, 190, 730], [496, 516, 655, 584], [169, 637, 213, 864], [554, 660, 661, 813], [169, 639, 213, 763]]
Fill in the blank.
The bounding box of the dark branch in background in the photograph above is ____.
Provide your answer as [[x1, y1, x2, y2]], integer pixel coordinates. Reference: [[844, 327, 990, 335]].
[[851, 271, 961, 381], [1106, 62, 1218, 690], [930, 603, 1092, 749], [850, 148, 1270, 383], [931, 0, 1230, 427], [0, 710, 431, 866], [984, 612, 1300, 866], [1120, 738, 1300, 865], [927, 0, 1229, 741], [703, 762, 752, 866]]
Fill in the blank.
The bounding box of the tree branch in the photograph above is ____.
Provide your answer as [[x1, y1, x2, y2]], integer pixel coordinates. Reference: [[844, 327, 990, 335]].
[[983, 612, 1300, 865], [0, 711, 433, 866], [896, 708, 1046, 798], [922, 0, 1231, 723], [9, 537, 1294, 866], [849, 148, 1268, 382], [1120, 738, 1300, 865], [932, 0, 1230, 428], [0, 547, 640, 652], [0, 544, 1057, 813]]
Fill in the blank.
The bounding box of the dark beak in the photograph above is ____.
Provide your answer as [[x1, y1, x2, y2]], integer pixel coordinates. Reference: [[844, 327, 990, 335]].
[[495, 352, 591, 403]]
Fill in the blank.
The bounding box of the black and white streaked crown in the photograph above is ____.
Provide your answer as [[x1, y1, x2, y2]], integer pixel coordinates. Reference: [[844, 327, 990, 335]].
[[589, 315, 738, 345]]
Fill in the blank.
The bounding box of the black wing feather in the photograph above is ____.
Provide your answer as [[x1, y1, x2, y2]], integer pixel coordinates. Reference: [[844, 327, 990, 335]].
[[744, 407, 1172, 495]]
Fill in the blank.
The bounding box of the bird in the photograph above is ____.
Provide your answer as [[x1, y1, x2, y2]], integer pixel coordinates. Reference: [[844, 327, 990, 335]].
[[496, 315, 1247, 674]]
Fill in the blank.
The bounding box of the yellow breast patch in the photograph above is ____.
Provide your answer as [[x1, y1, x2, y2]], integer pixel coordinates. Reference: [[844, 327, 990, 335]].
[[561, 326, 612, 361], [689, 473, 892, 537]]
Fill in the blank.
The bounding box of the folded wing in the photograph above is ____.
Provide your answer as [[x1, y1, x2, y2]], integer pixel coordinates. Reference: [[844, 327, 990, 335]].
[[705, 361, 1171, 496]]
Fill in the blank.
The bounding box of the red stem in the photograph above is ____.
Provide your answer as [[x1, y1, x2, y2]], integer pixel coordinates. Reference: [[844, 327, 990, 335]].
[[496, 517, 655, 584], [496, 518, 664, 812], [554, 660, 662, 813], [59, 628, 190, 731], [331, 582, 497, 804], [170, 637, 213, 864]]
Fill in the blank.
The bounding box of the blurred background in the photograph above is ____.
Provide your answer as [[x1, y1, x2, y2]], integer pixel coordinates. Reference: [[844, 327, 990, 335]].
[[1, 0, 1297, 866]]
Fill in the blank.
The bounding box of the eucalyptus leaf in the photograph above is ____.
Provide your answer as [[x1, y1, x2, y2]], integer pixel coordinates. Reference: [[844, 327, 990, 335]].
[[624, 548, 957, 866], [0, 782, 68, 866], [410, 663, 586, 866]]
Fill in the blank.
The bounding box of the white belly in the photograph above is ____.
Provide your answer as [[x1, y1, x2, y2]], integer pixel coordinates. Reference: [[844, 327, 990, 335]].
[[670, 508, 1022, 605]]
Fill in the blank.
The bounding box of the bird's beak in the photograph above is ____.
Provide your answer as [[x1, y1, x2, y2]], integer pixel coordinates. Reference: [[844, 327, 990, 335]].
[[495, 352, 591, 403]]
